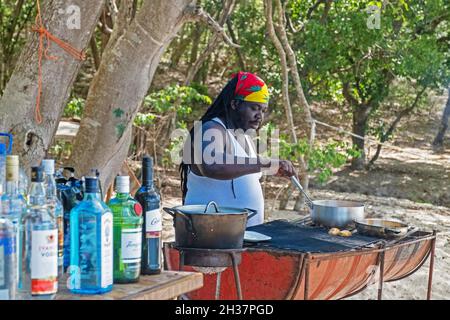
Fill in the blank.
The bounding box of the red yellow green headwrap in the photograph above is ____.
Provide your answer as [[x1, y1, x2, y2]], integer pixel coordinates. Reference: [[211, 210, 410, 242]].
[[232, 71, 269, 104]]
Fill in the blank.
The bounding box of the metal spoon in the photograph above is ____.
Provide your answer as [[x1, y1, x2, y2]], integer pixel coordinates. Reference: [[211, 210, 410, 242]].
[[290, 176, 314, 210]]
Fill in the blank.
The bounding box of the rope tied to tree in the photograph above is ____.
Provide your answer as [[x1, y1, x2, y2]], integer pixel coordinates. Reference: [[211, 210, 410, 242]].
[[31, 0, 86, 124]]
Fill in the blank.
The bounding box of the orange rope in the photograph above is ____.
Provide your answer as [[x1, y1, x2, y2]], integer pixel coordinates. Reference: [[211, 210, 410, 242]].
[[32, 0, 86, 124]]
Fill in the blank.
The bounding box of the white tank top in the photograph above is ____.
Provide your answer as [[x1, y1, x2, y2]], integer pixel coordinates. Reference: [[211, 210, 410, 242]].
[[184, 117, 264, 227]]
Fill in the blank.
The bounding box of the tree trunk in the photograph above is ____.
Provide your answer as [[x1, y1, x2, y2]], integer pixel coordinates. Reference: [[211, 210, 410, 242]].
[[0, 0, 104, 170], [351, 105, 370, 170], [69, 0, 196, 191], [433, 87, 450, 149]]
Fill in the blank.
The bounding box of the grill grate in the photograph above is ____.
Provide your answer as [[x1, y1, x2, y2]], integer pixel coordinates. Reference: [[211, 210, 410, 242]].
[[245, 219, 384, 253]]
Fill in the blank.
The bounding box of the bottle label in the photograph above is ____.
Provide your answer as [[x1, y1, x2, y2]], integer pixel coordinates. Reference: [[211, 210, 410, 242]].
[[101, 212, 113, 288], [31, 229, 58, 295], [121, 228, 142, 263], [145, 209, 162, 237]]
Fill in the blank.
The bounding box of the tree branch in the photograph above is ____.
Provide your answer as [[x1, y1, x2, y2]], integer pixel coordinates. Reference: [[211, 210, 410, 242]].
[[184, 5, 240, 48], [369, 86, 427, 166], [185, 0, 237, 85]]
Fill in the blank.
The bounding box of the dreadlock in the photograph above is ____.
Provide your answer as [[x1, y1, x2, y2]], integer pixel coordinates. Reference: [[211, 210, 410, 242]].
[[179, 76, 239, 203]]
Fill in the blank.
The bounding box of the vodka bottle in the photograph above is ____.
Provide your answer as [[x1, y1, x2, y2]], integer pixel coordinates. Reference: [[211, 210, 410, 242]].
[[69, 176, 113, 294], [18, 166, 58, 299], [42, 159, 64, 276], [135, 156, 162, 275], [108, 176, 143, 283]]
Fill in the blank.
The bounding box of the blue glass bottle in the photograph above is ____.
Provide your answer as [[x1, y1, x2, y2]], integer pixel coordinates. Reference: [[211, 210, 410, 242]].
[[135, 156, 162, 275], [69, 177, 113, 294]]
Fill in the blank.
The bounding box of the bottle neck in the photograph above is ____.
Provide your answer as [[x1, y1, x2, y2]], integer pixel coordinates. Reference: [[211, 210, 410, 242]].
[[29, 181, 46, 205], [142, 165, 154, 188], [115, 192, 130, 200], [5, 180, 19, 195], [83, 191, 102, 201], [45, 173, 57, 198]]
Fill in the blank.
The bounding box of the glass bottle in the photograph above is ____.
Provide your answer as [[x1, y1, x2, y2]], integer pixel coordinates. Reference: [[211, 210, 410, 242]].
[[42, 159, 64, 276], [1, 156, 26, 232], [135, 156, 162, 275], [1, 155, 27, 286], [69, 176, 113, 294], [0, 215, 16, 300], [18, 166, 58, 300], [0, 143, 6, 195], [107, 176, 143, 283]]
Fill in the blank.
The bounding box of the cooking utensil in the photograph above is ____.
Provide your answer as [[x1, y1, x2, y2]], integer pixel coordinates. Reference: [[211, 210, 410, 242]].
[[290, 176, 365, 228], [163, 201, 257, 249], [354, 218, 417, 239]]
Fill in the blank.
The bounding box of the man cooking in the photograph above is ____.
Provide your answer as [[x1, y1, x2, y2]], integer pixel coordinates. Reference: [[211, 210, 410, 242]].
[[180, 72, 297, 227]]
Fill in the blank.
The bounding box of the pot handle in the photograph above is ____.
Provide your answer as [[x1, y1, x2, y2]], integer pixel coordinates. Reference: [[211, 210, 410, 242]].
[[163, 207, 197, 239], [245, 208, 258, 220], [204, 201, 219, 213], [163, 207, 178, 218], [384, 227, 402, 235]]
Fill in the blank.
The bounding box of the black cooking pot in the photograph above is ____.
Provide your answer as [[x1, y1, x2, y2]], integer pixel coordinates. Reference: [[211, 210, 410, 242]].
[[163, 201, 257, 249]]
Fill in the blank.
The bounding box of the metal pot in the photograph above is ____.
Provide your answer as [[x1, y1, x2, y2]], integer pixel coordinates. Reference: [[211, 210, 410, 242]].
[[290, 177, 365, 228], [311, 200, 365, 228], [163, 201, 257, 249]]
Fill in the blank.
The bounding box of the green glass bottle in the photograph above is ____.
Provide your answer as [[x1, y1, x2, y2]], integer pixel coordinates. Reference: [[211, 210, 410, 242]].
[[108, 176, 143, 283]]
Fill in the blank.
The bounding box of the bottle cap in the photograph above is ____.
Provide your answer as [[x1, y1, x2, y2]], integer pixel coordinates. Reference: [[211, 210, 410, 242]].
[[42, 159, 55, 175], [6, 155, 19, 166], [31, 166, 44, 182], [6, 155, 19, 182], [115, 175, 130, 193], [85, 177, 99, 193]]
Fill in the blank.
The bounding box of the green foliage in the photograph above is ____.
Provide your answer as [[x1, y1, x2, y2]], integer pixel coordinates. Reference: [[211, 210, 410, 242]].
[[136, 85, 212, 128], [261, 123, 360, 183], [63, 97, 85, 118]]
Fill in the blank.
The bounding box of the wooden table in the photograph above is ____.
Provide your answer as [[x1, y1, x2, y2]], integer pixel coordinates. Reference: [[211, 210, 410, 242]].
[[56, 271, 203, 300]]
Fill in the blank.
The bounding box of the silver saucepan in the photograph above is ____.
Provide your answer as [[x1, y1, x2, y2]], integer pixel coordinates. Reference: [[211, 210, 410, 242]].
[[291, 177, 365, 228]]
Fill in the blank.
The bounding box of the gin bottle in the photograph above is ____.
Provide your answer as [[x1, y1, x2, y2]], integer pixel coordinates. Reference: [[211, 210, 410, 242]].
[[18, 166, 58, 299], [42, 159, 64, 276], [0, 216, 16, 300], [135, 156, 162, 275], [108, 176, 143, 283], [69, 176, 113, 294]]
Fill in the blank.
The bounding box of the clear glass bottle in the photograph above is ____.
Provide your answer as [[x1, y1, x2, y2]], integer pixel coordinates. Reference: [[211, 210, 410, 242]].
[[134, 156, 162, 275], [18, 166, 58, 300], [69, 176, 113, 294], [42, 159, 64, 277], [1, 156, 26, 231], [0, 215, 16, 300], [1, 155, 27, 288], [108, 176, 143, 283]]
